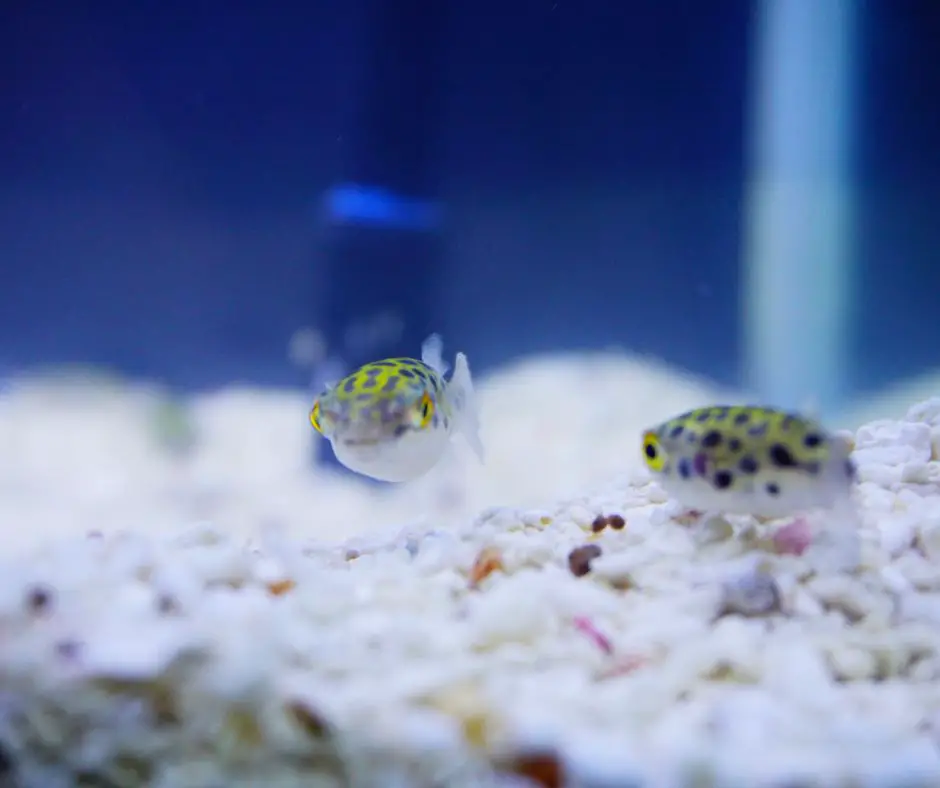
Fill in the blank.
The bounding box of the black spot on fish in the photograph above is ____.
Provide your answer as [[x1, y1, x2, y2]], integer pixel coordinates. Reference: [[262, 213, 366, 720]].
[[769, 443, 797, 468], [343, 378, 356, 394], [361, 377, 377, 388], [804, 433, 821, 448], [733, 412, 750, 425], [713, 407, 730, 421], [781, 415, 795, 431], [442, 416, 450, 430], [669, 424, 684, 439], [713, 470, 733, 489], [696, 410, 712, 422], [701, 430, 723, 448], [399, 368, 416, 379], [803, 461, 820, 475], [393, 424, 408, 437], [693, 452, 708, 477], [748, 423, 768, 438], [766, 482, 780, 496], [845, 458, 857, 480], [414, 368, 429, 381], [382, 375, 399, 392], [739, 456, 758, 474], [372, 361, 397, 367], [686, 431, 698, 443], [678, 458, 692, 479], [728, 438, 742, 452]]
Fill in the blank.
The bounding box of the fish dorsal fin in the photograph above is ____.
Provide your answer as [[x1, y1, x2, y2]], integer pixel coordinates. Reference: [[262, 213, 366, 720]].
[[309, 356, 347, 397], [420, 333, 450, 376]]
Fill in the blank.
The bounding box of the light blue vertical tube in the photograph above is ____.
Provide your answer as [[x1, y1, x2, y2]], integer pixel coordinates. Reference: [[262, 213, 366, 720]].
[[743, 0, 858, 417]]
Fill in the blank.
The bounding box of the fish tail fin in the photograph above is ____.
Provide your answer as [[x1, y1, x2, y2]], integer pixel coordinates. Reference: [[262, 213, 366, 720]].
[[447, 351, 485, 463]]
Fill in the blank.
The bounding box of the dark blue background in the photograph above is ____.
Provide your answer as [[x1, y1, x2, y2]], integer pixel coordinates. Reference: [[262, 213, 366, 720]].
[[2, 1, 938, 396]]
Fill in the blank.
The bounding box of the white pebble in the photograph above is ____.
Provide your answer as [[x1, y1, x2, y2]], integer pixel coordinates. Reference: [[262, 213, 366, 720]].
[[857, 462, 903, 486], [916, 516, 940, 560], [896, 592, 940, 627], [906, 398, 940, 427], [806, 574, 884, 623], [879, 514, 917, 558], [826, 646, 878, 681]]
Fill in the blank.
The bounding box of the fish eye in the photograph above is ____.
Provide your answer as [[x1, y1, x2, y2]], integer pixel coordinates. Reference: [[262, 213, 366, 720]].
[[642, 431, 666, 472], [309, 400, 324, 434], [415, 392, 434, 428]]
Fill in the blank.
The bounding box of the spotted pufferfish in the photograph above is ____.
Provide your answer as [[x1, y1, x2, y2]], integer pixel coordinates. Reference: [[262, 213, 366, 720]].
[[641, 405, 857, 519], [309, 334, 484, 482]]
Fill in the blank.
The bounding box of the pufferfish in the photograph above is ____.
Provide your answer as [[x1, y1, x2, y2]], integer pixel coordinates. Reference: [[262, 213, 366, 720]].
[[308, 334, 484, 482], [641, 405, 862, 570]]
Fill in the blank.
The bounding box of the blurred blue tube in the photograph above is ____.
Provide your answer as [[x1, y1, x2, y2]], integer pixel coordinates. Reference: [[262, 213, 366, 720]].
[[324, 184, 442, 231], [743, 0, 858, 417]]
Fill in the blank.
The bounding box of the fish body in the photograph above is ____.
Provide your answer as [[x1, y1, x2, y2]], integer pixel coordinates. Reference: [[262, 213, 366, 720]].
[[641, 405, 857, 520], [309, 334, 484, 482]]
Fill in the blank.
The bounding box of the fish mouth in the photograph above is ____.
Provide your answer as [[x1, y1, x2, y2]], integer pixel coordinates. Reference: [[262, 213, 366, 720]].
[[340, 424, 414, 448], [342, 437, 380, 448]]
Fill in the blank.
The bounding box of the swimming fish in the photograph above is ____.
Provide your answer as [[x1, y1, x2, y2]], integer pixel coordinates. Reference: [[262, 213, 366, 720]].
[[641, 405, 857, 518], [309, 334, 484, 482], [641, 405, 861, 570]]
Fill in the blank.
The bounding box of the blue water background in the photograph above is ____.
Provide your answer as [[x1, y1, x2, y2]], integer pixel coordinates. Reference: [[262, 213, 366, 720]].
[[1, 1, 938, 400]]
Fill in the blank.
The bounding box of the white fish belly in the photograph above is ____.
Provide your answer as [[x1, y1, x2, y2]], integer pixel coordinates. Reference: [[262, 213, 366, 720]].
[[331, 427, 449, 483], [656, 471, 845, 520]]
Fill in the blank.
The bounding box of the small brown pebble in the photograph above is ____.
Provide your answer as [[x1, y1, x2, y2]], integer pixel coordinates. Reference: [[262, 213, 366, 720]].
[[675, 508, 704, 525], [266, 578, 296, 596], [608, 514, 626, 530], [25, 585, 53, 615], [469, 546, 505, 589], [590, 515, 608, 533], [608, 577, 636, 592], [286, 700, 330, 739], [345, 548, 360, 561], [150, 684, 180, 725], [223, 709, 264, 746], [568, 544, 602, 577], [506, 750, 564, 788]]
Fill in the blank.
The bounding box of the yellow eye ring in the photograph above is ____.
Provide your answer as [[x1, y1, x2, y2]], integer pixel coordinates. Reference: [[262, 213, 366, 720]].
[[642, 431, 665, 472], [416, 392, 434, 428], [309, 401, 323, 434]]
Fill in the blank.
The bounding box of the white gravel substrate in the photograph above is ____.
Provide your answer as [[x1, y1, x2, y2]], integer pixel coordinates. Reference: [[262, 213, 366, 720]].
[[2, 358, 940, 787]]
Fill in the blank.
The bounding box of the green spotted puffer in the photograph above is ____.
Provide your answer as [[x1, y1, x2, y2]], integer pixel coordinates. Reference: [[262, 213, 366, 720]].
[[641, 405, 857, 519], [309, 334, 484, 482]]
